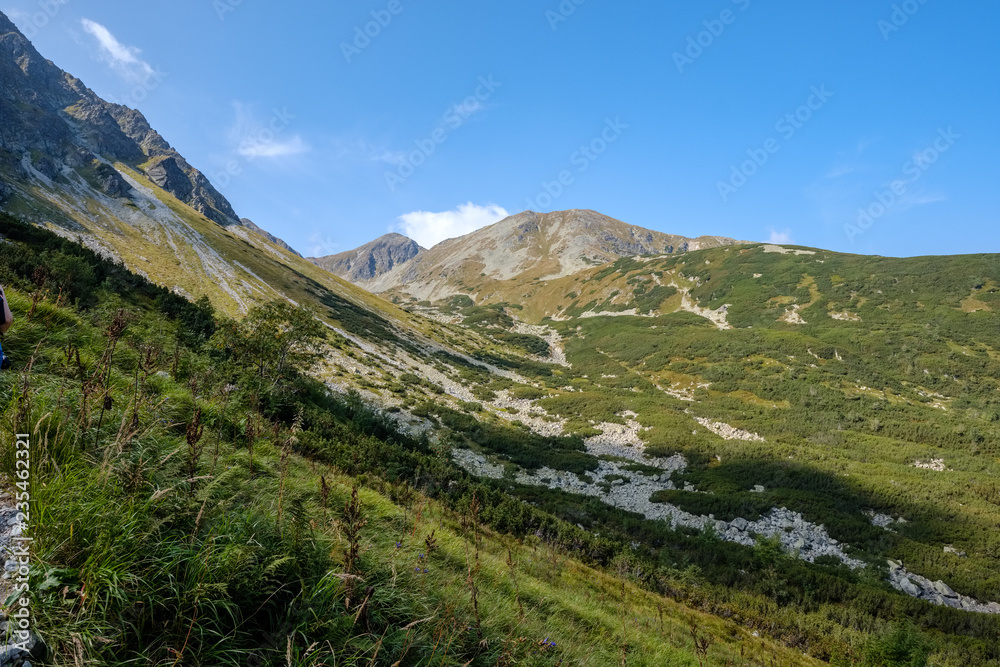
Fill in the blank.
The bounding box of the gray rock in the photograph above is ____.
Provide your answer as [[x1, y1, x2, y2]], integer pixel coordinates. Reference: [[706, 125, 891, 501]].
[[27, 631, 47, 661], [91, 162, 132, 198], [731, 517, 749, 531], [0, 645, 25, 664], [311, 233, 425, 283], [899, 577, 920, 597], [33, 155, 59, 180], [933, 580, 956, 598], [145, 156, 192, 202]]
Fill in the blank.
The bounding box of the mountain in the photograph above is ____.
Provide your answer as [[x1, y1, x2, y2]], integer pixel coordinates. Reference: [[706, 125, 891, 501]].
[[362, 209, 745, 318], [0, 12, 237, 227], [310, 232, 424, 282], [5, 10, 1000, 663], [240, 218, 302, 257], [0, 11, 384, 320]]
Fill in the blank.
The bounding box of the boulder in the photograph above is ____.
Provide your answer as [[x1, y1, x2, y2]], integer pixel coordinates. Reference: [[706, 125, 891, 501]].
[[145, 156, 192, 202], [33, 155, 59, 180], [899, 577, 920, 597], [932, 580, 956, 598], [92, 163, 132, 198], [0, 645, 25, 664]]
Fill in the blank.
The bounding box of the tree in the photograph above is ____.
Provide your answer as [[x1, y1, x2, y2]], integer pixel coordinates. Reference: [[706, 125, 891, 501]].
[[862, 623, 930, 667], [212, 301, 326, 388]]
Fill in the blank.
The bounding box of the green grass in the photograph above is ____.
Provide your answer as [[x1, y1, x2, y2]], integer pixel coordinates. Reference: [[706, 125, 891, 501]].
[[0, 223, 832, 666], [7, 206, 1000, 665]]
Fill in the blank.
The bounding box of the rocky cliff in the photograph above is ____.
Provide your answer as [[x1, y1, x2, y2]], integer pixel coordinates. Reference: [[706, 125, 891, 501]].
[[0, 10, 237, 226], [310, 232, 424, 283]]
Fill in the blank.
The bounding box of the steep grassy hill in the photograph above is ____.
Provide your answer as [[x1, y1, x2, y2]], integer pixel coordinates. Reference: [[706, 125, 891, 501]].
[[0, 217, 834, 667]]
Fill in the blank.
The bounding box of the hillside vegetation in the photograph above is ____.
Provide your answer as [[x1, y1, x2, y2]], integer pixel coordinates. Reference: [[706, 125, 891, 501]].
[[0, 215, 841, 666], [389, 243, 1000, 666], [2, 219, 999, 666]]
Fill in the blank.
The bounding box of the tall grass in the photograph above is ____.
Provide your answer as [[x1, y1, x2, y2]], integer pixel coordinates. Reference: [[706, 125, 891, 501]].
[[0, 282, 829, 666]]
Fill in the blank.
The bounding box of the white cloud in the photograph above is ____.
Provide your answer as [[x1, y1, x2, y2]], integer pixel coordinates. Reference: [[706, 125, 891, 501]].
[[329, 138, 408, 166], [826, 164, 860, 179], [81, 19, 154, 82], [239, 135, 309, 159], [228, 101, 310, 160], [446, 98, 483, 119], [767, 227, 794, 244], [307, 232, 341, 257], [394, 202, 509, 248], [897, 191, 947, 211]]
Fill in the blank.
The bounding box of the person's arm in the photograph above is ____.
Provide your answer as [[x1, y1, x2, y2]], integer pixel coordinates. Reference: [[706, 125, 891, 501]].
[[0, 285, 12, 334]]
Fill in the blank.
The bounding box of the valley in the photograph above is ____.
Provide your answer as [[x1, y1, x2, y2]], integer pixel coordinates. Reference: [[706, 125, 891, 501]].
[[1, 7, 999, 666]]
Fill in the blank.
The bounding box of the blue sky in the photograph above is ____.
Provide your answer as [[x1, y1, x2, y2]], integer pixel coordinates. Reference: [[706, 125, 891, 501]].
[[4, 0, 998, 257]]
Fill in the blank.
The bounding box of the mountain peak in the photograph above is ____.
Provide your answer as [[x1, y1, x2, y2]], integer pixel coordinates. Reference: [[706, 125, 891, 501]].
[[350, 209, 745, 304], [311, 232, 425, 283], [0, 11, 241, 227]]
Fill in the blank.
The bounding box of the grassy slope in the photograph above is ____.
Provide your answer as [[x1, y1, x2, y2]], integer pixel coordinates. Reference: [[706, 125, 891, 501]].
[[526, 245, 1000, 591], [0, 268, 822, 665], [6, 187, 1000, 663], [395, 244, 1000, 665]]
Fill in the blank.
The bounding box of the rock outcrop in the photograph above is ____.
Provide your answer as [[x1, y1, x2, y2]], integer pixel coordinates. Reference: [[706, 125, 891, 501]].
[[311, 233, 425, 283], [888, 560, 1000, 614], [0, 10, 241, 227]]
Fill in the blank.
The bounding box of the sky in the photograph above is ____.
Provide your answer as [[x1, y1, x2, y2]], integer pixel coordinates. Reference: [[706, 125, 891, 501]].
[[4, 0, 998, 258]]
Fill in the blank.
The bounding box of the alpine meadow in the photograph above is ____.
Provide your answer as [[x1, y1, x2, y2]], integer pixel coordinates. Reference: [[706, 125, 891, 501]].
[[0, 2, 998, 666]]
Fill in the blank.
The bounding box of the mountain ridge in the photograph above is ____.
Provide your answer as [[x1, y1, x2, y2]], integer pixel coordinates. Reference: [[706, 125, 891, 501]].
[[0, 11, 239, 227], [0, 10, 327, 314], [357, 209, 747, 316], [310, 232, 424, 282]]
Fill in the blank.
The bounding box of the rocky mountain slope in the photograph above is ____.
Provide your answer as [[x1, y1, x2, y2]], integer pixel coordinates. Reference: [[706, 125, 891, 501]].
[[240, 217, 302, 257], [356, 209, 743, 309], [310, 232, 424, 282], [0, 10, 400, 325], [4, 10, 1000, 662], [0, 11, 237, 227]]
